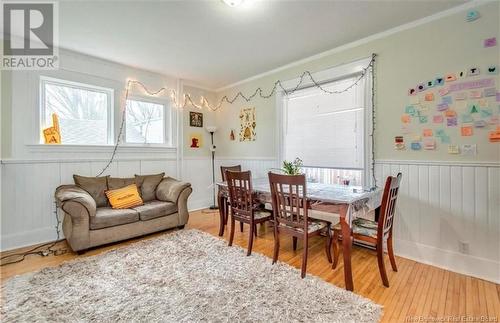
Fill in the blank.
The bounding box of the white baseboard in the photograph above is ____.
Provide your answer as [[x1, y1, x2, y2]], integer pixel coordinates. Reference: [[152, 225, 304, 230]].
[[394, 238, 500, 284]]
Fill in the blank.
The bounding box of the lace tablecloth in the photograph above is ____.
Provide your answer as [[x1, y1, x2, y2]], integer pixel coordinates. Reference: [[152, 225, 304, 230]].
[[218, 178, 383, 225]]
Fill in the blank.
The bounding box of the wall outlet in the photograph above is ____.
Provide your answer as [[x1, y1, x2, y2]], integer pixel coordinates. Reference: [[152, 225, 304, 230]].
[[459, 241, 470, 254]]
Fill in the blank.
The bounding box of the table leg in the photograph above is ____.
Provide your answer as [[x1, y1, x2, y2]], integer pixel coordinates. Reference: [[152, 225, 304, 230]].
[[218, 192, 226, 237], [339, 205, 354, 291]]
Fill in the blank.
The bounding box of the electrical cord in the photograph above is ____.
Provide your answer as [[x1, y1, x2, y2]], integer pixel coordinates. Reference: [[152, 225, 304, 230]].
[[0, 202, 67, 266]]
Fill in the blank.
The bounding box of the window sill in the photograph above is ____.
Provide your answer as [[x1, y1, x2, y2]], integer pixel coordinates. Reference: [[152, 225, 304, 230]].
[[26, 144, 177, 154]]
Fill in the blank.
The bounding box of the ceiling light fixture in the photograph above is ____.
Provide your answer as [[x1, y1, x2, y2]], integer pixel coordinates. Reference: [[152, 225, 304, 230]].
[[222, 0, 244, 8]]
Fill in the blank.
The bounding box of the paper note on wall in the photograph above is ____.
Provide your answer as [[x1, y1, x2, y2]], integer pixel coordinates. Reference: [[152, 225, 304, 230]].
[[448, 145, 460, 154], [461, 125, 473, 136], [461, 144, 477, 156]]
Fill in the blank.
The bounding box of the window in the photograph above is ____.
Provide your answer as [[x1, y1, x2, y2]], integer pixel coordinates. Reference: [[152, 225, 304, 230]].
[[281, 61, 372, 187], [40, 77, 113, 145], [125, 99, 169, 145]]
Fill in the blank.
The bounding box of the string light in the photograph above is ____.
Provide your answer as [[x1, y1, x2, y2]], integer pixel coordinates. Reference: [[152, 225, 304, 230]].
[[96, 54, 376, 176]]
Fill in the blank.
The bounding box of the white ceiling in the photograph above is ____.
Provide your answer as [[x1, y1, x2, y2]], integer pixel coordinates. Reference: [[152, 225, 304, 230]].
[[58, 0, 468, 89]]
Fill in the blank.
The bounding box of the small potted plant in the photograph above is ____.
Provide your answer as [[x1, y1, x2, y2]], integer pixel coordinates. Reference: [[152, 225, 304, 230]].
[[281, 158, 303, 175]]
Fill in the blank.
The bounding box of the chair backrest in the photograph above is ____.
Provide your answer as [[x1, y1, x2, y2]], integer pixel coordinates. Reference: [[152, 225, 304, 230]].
[[268, 172, 309, 231], [221, 165, 242, 181], [226, 170, 253, 219], [377, 173, 402, 240]]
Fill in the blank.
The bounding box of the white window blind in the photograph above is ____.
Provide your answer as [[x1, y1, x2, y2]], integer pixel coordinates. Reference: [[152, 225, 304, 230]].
[[284, 76, 365, 170]]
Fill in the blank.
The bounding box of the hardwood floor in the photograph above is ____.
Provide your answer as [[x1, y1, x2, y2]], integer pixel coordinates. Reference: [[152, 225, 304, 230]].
[[2, 210, 499, 322]]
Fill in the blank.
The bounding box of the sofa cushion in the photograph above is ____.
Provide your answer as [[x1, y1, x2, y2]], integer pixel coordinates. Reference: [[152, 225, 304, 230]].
[[73, 175, 109, 207], [105, 184, 143, 209], [108, 177, 136, 190], [135, 173, 164, 202], [132, 200, 177, 221], [90, 207, 139, 230]]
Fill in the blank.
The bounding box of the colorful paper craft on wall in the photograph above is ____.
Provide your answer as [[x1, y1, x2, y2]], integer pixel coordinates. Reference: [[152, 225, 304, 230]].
[[433, 115, 443, 123], [447, 117, 457, 127], [455, 92, 467, 100], [461, 125, 473, 136], [419, 115, 428, 124], [487, 65, 498, 74], [401, 63, 500, 153], [484, 87, 496, 97], [189, 133, 203, 148], [448, 145, 460, 154], [239, 107, 256, 142], [410, 142, 421, 150], [489, 127, 500, 142], [425, 93, 434, 101], [394, 136, 405, 150], [484, 37, 497, 48], [43, 113, 61, 144], [461, 144, 477, 156], [423, 138, 436, 150]]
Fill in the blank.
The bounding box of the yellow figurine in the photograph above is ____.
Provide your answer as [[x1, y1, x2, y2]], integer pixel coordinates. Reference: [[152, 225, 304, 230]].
[[43, 113, 61, 144]]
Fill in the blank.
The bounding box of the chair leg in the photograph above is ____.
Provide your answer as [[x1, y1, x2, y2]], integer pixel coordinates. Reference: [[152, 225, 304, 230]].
[[247, 222, 254, 256], [218, 197, 226, 237], [240, 221, 244, 232], [224, 202, 229, 225], [292, 236, 298, 251], [273, 228, 280, 264], [228, 216, 235, 247], [254, 224, 257, 237], [301, 234, 308, 278], [332, 230, 340, 269], [387, 236, 398, 272], [377, 243, 390, 287], [325, 223, 332, 263]]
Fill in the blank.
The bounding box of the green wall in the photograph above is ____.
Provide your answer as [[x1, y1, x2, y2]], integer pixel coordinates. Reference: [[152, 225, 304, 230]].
[[214, 2, 500, 162]]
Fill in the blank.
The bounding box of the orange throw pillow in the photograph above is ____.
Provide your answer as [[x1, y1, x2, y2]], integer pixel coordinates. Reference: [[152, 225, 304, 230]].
[[105, 184, 143, 209]]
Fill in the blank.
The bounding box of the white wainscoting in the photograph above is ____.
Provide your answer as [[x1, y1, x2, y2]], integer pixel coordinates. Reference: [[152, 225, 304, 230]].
[[2, 156, 498, 283], [215, 157, 279, 182], [0, 158, 177, 251], [182, 157, 213, 211], [375, 160, 500, 284]]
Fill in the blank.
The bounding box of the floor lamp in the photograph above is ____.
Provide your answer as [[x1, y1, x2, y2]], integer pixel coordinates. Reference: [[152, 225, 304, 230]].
[[206, 126, 218, 210]]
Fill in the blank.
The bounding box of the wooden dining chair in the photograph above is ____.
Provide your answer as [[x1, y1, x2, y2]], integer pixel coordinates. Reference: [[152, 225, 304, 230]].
[[226, 170, 272, 256], [332, 173, 402, 287], [220, 165, 245, 234], [268, 172, 330, 278]]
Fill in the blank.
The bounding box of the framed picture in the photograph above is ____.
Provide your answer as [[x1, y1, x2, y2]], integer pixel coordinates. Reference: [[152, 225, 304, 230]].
[[189, 111, 203, 127]]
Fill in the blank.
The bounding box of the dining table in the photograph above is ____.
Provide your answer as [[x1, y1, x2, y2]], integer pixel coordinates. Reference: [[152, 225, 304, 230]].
[[217, 177, 382, 291]]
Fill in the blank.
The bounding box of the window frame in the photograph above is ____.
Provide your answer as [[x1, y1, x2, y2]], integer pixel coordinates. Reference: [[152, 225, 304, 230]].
[[276, 57, 374, 187], [39, 76, 115, 145], [124, 96, 172, 147]]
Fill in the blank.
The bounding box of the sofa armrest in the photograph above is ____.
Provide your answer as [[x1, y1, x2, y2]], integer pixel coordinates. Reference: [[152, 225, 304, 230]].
[[156, 178, 191, 203], [55, 185, 97, 217], [55, 185, 94, 252]]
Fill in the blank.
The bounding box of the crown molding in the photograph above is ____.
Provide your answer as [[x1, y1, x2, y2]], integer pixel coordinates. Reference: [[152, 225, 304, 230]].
[[215, 0, 493, 92]]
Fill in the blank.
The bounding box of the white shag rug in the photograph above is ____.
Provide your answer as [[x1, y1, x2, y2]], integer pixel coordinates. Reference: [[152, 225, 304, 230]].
[[1, 229, 382, 322]]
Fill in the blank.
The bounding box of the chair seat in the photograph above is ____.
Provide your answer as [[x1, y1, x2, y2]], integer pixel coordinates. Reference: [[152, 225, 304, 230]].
[[254, 210, 272, 220], [333, 218, 378, 238], [280, 221, 327, 234]]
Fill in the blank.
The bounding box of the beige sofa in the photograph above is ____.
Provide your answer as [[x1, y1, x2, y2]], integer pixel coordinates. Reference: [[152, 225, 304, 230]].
[[55, 174, 192, 253]]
